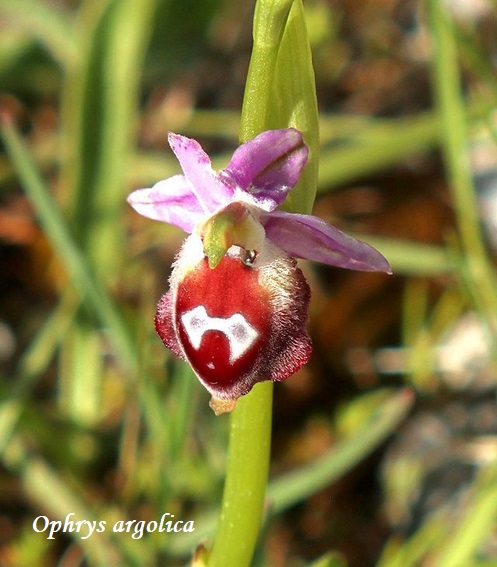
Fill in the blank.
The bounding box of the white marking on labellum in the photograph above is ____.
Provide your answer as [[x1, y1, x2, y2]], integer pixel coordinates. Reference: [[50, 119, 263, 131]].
[[180, 306, 258, 363]]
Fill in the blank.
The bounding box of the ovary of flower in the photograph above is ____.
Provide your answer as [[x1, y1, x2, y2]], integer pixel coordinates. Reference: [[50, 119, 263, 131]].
[[180, 306, 259, 364]]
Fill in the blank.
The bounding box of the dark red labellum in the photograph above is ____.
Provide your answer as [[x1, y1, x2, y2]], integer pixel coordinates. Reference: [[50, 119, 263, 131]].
[[155, 236, 312, 403], [176, 255, 270, 394]]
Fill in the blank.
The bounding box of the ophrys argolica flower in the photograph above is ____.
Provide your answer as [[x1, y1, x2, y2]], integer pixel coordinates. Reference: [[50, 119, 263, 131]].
[[128, 129, 391, 414]]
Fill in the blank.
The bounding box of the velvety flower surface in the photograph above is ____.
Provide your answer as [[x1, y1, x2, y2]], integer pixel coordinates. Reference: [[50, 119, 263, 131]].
[[128, 129, 390, 412]]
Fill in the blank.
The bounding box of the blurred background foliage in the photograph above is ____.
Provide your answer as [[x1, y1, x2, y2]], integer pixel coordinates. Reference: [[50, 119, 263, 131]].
[[1, 0, 497, 566]]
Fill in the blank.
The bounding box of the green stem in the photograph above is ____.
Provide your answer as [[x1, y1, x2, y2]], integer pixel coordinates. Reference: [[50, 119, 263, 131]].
[[207, 382, 273, 567], [207, 1, 318, 565]]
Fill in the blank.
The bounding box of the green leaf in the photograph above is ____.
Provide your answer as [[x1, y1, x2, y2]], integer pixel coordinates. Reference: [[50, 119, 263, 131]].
[[240, 0, 319, 214]]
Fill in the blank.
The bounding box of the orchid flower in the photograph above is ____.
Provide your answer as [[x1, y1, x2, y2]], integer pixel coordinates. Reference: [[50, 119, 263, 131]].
[[128, 128, 390, 413]]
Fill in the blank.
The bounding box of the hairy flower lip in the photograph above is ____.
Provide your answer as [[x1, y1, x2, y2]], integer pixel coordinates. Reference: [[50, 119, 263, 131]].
[[155, 234, 312, 404]]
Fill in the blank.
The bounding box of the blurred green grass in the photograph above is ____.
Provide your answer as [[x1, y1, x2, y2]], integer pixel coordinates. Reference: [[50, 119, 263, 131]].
[[1, 0, 497, 566]]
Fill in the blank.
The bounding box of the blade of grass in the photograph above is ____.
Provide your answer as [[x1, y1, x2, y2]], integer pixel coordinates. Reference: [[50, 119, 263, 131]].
[[0, 117, 137, 373], [59, 0, 156, 275], [318, 111, 442, 190], [80, 0, 157, 272], [2, 435, 116, 567], [1, 432, 154, 567], [309, 552, 347, 567], [54, 0, 156, 424], [58, 319, 104, 424], [428, 0, 497, 339], [350, 235, 454, 276], [317, 97, 496, 190], [378, 513, 447, 567], [379, 464, 497, 567], [167, 388, 413, 555], [0, 0, 78, 67], [267, 389, 413, 515], [0, 290, 80, 453], [433, 465, 497, 567]]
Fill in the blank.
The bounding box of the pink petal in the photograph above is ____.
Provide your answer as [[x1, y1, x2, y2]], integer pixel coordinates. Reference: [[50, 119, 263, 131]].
[[127, 176, 205, 232], [223, 128, 309, 211], [168, 133, 234, 213], [262, 211, 392, 273]]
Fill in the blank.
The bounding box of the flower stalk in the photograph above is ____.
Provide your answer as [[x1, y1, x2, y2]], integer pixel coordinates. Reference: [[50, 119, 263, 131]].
[[206, 382, 273, 567], [207, 1, 318, 565]]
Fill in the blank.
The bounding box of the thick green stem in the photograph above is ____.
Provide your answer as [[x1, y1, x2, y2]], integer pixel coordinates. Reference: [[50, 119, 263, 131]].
[[207, 382, 273, 567], [207, 1, 319, 565]]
